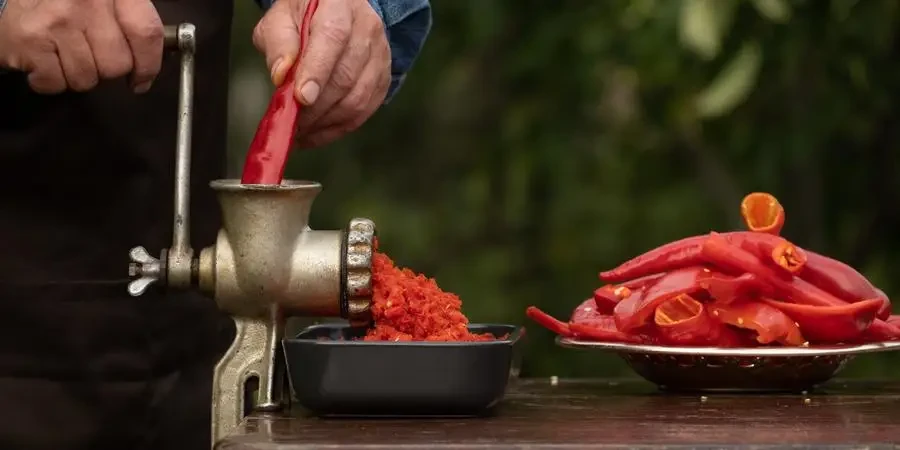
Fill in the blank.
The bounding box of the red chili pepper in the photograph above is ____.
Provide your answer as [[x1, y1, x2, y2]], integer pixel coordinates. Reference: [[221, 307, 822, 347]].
[[569, 317, 642, 343], [592, 285, 632, 314], [743, 237, 807, 277], [617, 273, 667, 289], [799, 250, 892, 320], [708, 300, 805, 346], [571, 298, 602, 321], [600, 231, 786, 284], [525, 306, 571, 337], [613, 267, 708, 332], [740, 192, 785, 236], [698, 272, 762, 304], [241, 0, 320, 185], [888, 314, 900, 328], [700, 233, 846, 307], [858, 318, 900, 342], [760, 297, 881, 343], [716, 326, 760, 347], [653, 294, 720, 346]]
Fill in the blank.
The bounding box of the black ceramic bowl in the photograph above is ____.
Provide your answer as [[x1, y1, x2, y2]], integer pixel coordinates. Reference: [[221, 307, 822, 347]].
[[282, 323, 524, 417]]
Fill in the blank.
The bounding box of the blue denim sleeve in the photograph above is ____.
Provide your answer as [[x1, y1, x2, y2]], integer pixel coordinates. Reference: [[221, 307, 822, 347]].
[[255, 0, 432, 103]]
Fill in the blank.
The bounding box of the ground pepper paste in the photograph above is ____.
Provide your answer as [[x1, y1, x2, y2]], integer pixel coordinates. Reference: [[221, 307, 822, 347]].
[[364, 251, 495, 342]]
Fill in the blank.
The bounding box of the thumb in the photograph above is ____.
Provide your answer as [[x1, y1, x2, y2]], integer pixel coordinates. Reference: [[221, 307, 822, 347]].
[[252, 1, 301, 86]]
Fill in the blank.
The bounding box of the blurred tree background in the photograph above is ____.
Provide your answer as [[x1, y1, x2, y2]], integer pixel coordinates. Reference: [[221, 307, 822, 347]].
[[226, 0, 900, 378]]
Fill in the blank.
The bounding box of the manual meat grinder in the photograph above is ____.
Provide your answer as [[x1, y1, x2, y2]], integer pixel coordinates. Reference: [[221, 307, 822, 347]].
[[126, 23, 376, 446]]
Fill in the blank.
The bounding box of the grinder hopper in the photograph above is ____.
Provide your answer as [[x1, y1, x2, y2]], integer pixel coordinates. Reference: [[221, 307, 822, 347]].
[[126, 23, 376, 447]]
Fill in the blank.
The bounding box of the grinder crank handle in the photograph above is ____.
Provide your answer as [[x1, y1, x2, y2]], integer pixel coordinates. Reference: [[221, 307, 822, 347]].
[[128, 23, 197, 297]]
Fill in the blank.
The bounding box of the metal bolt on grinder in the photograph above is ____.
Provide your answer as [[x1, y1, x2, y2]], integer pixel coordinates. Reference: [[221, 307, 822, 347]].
[[126, 23, 376, 446]]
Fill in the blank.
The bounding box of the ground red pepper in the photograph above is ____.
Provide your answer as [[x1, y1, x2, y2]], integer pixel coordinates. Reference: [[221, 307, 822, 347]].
[[364, 251, 495, 342]]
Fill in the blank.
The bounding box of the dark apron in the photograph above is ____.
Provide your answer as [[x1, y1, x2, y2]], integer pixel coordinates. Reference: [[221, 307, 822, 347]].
[[0, 1, 235, 448]]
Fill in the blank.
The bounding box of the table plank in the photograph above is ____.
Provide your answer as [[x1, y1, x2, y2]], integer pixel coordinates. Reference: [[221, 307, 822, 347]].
[[216, 379, 900, 449]]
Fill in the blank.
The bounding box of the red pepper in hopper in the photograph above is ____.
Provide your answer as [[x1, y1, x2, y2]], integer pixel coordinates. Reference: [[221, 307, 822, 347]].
[[708, 301, 805, 346], [740, 192, 785, 236], [760, 298, 881, 343], [241, 0, 319, 185]]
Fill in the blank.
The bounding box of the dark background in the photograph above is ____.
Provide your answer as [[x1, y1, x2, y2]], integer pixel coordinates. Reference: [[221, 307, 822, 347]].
[[225, 0, 900, 378]]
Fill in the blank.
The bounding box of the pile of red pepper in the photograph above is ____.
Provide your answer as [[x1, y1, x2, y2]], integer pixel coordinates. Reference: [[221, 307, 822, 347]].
[[527, 193, 900, 347]]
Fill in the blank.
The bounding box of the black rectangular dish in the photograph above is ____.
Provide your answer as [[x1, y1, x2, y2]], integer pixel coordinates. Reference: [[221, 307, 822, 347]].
[[282, 323, 524, 417]]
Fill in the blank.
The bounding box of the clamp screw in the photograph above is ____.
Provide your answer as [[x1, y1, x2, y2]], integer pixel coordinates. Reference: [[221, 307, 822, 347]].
[[128, 246, 162, 296]]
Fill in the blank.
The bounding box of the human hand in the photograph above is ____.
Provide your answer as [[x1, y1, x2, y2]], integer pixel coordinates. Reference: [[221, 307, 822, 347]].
[[0, 0, 164, 94], [253, 0, 392, 148]]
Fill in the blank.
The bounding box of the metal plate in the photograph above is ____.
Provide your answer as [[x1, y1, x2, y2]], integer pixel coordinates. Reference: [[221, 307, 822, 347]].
[[557, 338, 900, 393]]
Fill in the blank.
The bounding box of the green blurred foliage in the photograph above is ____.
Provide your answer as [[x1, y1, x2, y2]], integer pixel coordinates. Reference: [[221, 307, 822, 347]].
[[227, 0, 900, 378]]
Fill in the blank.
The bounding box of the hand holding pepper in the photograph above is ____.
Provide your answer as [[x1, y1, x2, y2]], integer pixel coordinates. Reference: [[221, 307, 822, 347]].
[[253, 0, 392, 148]]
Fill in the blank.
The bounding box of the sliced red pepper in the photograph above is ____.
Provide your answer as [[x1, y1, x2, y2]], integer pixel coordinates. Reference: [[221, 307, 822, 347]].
[[740, 192, 785, 236], [799, 250, 891, 320], [716, 326, 761, 347], [653, 294, 719, 346], [241, 0, 320, 185], [739, 237, 807, 277], [760, 297, 881, 343], [572, 298, 603, 322], [857, 318, 900, 343], [600, 231, 792, 284], [698, 272, 762, 304], [565, 299, 643, 343], [887, 314, 900, 328], [700, 233, 846, 307], [593, 285, 631, 314], [525, 306, 571, 337], [569, 317, 642, 343], [620, 273, 667, 290], [708, 300, 805, 346], [613, 267, 707, 332]]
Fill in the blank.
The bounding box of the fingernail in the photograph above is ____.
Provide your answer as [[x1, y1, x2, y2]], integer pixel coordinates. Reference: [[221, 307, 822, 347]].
[[298, 81, 320, 104], [134, 81, 152, 94], [271, 58, 284, 84]]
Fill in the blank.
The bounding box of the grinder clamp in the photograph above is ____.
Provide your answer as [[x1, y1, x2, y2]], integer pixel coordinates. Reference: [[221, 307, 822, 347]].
[[127, 23, 376, 447]]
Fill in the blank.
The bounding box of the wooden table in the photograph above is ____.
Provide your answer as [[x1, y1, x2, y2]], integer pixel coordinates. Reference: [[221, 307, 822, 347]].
[[216, 378, 900, 449]]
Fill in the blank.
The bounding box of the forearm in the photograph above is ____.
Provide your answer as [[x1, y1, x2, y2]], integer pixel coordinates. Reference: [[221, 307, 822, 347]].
[[255, 0, 432, 102]]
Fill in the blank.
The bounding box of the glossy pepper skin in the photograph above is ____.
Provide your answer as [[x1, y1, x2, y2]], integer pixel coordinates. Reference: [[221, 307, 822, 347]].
[[698, 272, 763, 304], [708, 300, 805, 345], [653, 294, 720, 346], [241, 0, 319, 185], [760, 298, 881, 343], [700, 234, 847, 308], [613, 267, 709, 332], [600, 232, 790, 284], [593, 286, 629, 314], [526, 301, 641, 343], [799, 251, 892, 320], [525, 306, 571, 337]]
